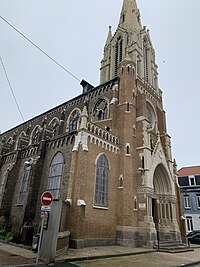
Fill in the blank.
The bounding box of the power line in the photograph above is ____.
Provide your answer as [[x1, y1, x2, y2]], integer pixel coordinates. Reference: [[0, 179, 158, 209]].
[[0, 15, 81, 82], [0, 56, 25, 122]]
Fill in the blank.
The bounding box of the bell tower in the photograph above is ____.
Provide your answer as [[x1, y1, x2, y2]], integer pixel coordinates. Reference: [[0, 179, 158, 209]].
[[100, 0, 181, 247]]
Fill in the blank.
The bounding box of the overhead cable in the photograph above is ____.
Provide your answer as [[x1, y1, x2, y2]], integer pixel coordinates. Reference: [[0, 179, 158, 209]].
[[0, 56, 25, 122], [0, 15, 81, 82]]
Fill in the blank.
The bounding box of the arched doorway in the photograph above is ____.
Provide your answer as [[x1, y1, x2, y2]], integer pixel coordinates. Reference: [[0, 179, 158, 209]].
[[152, 164, 178, 242]]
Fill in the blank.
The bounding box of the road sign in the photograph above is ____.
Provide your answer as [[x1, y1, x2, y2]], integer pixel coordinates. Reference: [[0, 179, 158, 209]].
[[41, 205, 51, 212], [41, 191, 53, 206]]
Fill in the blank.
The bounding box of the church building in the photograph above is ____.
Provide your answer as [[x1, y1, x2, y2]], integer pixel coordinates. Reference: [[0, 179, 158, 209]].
[[0, 0, 181, 250]]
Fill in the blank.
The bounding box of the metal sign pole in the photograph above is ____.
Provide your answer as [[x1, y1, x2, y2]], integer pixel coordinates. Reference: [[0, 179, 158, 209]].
[[36, 216, 45, 264]]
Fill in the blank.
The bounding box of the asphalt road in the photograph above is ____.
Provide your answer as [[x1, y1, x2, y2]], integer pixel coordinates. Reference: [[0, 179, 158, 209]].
[[73, 252, 200, 267], [16, 263, 79, 267]]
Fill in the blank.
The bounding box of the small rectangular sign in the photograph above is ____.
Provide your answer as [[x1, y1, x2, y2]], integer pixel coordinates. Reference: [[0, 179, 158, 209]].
[[139, 203, 146, 210], [41, 205, 51, 212]]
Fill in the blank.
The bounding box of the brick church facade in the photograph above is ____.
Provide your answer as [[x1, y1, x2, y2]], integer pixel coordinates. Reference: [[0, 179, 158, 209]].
[[0, 0, 181, 249]]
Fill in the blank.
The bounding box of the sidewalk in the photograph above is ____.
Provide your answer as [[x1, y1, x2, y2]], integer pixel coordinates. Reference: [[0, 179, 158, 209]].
[[0, 242, 154, 266], [56, 245, 154, 262], [0, 242, 35, 266], [0, 241, 200, 267]]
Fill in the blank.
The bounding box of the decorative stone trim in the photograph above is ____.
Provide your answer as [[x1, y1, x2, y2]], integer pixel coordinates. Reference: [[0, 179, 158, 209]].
[[2, 153, 16, 163], [47, 134, 75, 150], [21, 146, 39, 158], [87, 122, 119, 145], [88, 134, 119, 154], [137, 187, 154, 195]]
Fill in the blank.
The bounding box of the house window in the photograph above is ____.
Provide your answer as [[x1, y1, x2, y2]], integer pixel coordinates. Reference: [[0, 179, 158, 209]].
[[196, 194, 200, 209], [18, 161, 32, 205], [178, 176, 189, 187], [195, 175, 200, 185], [94, 154, 109, 208], [186, 216, 193, 232], [189, 175, 196, 186], [184, 194, 191, 209], [47, 152, 64, 199], [68, 109, 80, 133]]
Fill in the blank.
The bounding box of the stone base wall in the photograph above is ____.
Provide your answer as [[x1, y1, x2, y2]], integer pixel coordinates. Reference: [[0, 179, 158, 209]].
[[159, 230, 182, 244], [116, 226, 157, 248], [69, 238, 116, 249], [57, 230, 70, 251]]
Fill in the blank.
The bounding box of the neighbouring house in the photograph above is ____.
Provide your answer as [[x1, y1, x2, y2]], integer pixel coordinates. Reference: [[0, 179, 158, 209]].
[[178, 166, 200, 233]]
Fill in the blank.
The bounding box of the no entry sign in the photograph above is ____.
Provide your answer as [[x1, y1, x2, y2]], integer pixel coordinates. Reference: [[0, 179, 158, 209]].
[[41, 191, 53, 206]]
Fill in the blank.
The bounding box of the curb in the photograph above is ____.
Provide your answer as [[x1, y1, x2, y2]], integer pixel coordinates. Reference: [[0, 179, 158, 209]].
[[175, 261, 200, 267], [63, 249, 155, 262]]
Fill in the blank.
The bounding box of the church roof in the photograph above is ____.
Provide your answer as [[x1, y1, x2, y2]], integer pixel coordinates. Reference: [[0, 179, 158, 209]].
[[178, 166, 200, 176]]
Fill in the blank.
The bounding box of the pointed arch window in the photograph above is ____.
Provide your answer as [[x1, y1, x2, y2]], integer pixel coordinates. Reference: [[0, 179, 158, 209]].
[[93, 99, 108, 121], [114, 36, 123, 77], [94, 154, 109, 208], [143, 38, 149, 82], [31, 126, 40, 145], [146, 102, 155, 129], [68, 109, 81, 133], [47, 152, 64, 199], [50, 118, 60, 138], [0, 169, 9, 204], [18, 160, 32, 205]]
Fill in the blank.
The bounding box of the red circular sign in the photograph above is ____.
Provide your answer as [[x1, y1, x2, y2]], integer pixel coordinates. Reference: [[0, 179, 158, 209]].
[[41, 191, 53, 206]]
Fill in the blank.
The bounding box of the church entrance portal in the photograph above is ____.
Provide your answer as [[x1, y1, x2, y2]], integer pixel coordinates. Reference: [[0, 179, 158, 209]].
[[152, 164, 179, 242]]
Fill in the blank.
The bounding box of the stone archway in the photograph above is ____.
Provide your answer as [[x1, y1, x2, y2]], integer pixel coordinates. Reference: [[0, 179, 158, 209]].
[[153, 164, 172, 224], [152, 164, 178, 242]]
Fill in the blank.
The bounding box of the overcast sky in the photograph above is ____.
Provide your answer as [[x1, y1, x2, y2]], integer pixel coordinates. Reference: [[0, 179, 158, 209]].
[[0, 0, 200, 169]]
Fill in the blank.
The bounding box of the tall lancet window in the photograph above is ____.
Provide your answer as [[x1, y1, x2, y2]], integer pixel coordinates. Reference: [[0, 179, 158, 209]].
[[114, 36, 123, 77], [0, 169, 9, 205], [47, 152, 64, 199], [94, 154, 109, 208], [18, 159, 32, 205], [143, 38, 149, 82]]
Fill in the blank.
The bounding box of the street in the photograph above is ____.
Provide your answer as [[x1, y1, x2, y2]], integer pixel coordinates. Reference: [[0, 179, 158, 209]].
[[24, 263, 79, 267], [73, 251, 200, 267]]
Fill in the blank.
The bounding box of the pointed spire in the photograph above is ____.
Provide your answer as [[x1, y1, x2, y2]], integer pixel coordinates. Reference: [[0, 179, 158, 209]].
[[119, 0, 142, 31], [105, 26, 112, 46]]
